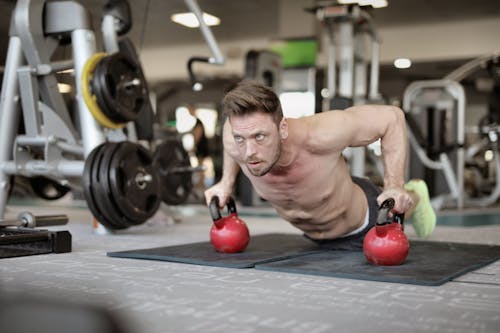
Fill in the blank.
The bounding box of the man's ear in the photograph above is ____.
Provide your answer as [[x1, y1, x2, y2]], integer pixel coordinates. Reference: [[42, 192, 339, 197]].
[[279, 118, 288, 140]]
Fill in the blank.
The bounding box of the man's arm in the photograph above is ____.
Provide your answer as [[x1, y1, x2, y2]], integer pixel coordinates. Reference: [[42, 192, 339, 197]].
[[204, 119, 240, 207], [346, 104, 407, 190], [307, 105, 411, 212]]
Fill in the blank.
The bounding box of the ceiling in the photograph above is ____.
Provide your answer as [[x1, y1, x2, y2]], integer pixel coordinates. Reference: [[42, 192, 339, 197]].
[[2, 0, 500, 50], [88, 0, 500, 52], [1, 0, 500, 96]]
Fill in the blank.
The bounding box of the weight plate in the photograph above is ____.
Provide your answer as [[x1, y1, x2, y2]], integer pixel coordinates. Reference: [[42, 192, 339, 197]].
[[108, 142, 161, 223], [82, 143, 126, 230], [81, 53, 126, 129], [153, 139, 193, 205], [30, 176, 70, 200], [89, 143, 128, 230], [89, 143, 120, 228], [91, 55, 117, 122], [89, 142, 137, 229], [94, 53, 146, 124], [101, 142, 146, 226]]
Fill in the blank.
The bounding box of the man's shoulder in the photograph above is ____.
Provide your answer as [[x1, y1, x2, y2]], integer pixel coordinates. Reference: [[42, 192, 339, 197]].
[[289, 113, 345, 153]]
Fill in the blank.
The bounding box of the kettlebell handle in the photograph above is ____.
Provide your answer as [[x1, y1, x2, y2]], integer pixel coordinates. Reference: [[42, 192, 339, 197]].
[[376, 198, 405, 226], [209, 196, 237, 222]]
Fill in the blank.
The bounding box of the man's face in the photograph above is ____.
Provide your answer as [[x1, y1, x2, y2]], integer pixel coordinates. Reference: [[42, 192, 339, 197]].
[[230, 112, 283, 177]]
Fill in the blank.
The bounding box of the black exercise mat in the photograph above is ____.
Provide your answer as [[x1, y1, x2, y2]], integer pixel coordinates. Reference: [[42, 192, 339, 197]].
[[255, 240, 500, 286], [107, 233, 322, 268]]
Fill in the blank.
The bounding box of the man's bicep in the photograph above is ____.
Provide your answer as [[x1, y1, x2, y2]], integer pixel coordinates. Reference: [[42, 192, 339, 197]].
[[342, 106, 397, 147]]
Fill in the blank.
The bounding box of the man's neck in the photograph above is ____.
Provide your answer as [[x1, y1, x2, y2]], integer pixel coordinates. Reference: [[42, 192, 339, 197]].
[[270, 140, 295, 175]]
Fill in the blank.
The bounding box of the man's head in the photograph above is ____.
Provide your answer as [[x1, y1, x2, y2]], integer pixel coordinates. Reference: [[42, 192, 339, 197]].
[[222, 80, 287, 177], [222, 80, 283, 126]]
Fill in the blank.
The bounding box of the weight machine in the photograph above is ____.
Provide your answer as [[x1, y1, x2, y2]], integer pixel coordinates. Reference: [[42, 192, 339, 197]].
[[0, 0, 224, 229], [404, 54, 500, 209], [310, 2, 383, 178]]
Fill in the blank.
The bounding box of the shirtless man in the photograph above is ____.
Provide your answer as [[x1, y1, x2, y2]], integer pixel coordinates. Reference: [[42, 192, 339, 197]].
[[205, 80, 436, 249]]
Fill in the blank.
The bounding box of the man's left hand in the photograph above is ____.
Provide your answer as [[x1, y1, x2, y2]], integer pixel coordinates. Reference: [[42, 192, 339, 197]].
[[377, 187, 413, 214]]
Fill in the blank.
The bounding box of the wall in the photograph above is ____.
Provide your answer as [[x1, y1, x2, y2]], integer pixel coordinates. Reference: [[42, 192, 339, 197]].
[[140, 13, 500, 83], [378, 17, 500, 63]]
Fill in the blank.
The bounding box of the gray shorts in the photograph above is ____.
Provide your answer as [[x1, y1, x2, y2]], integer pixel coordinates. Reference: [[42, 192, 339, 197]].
[[304, 176, 381, 251]]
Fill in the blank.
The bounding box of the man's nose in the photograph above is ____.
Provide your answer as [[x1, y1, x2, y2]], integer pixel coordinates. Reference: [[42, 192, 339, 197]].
[[245, 140, 257, 157]]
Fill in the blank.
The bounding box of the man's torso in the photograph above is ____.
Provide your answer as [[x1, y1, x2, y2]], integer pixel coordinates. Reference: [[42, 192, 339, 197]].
[[240, 139, 368, 239]]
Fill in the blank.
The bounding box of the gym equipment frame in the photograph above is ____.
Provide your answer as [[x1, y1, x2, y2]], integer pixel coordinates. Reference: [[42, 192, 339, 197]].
[[0, 0, 225, 223], [404, 54, 500, 209]]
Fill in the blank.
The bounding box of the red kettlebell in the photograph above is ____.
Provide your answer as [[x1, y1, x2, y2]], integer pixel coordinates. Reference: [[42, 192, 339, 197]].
[[209, 196, 250, 253], [363, 198, 409, 266]]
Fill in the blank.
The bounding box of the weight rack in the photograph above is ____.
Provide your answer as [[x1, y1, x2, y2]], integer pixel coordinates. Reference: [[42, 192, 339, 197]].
[[0, 0, 222, 229]]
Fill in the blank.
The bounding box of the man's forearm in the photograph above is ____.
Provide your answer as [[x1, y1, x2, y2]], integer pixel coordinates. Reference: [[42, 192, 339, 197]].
[[220, 149, 240, 188], [219, 119, 240, 188], [381, 107, 407, 189]]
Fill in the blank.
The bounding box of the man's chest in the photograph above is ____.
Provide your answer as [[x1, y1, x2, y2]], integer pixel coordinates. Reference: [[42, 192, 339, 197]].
[[249, 155, 340, 203]]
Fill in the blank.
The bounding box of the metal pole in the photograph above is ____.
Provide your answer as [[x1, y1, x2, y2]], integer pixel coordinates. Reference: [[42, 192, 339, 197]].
[[369, 40, 380, 101], [0, 36, 24, 217], [72, 29, 105, 156], [102, 15, 119, 53], [326, 23, 336, 107], [184, 0, 224, 65], [337, 21, 354, 98]]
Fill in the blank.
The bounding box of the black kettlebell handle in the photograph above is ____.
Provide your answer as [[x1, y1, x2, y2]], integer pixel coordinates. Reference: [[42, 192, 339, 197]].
[[376, 198, 405, 226], [209, 196, 237, 222]]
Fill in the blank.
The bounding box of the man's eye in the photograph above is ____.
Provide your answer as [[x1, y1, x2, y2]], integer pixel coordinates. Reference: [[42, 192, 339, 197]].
[[234, 136, 244, 143], [255, 134, 265, 141]]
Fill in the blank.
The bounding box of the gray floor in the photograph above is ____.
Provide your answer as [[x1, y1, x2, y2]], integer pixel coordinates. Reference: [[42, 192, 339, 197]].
[[1, 198, 500, 333]]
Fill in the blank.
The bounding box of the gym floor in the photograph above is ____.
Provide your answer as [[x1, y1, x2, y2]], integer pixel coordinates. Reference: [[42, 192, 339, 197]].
[[1, 197, 500, 333]]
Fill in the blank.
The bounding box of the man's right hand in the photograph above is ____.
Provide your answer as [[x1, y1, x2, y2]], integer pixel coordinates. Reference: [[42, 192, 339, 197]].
[[204, 181, 233, 208]]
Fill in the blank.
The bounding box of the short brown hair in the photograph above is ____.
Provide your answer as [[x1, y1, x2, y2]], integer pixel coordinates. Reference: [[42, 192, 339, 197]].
[[222, 80, 283, 125]]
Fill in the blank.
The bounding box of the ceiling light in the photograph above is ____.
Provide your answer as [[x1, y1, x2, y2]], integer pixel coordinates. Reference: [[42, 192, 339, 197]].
[[370, 0, 388, 8], [337, 0, 359, 4], [394, 58, 412, 69], [171, 12, 220, 28], [338, 0, 388, 8]]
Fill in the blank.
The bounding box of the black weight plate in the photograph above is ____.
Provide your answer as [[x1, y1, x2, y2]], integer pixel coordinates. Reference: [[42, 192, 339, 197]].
[[94, 55, 132, 124], [88, 143, 128, 230], [91, 142, 140, 228], [110, 54, 146, 121], [30, 176, 70, 200], [108, 142, 161, 223], [100, 142, 144, 227], [153, 139, 193, 205], [98, 53, 146, 123], [91, 55, 117, 121], [82, 143, 125, 230]]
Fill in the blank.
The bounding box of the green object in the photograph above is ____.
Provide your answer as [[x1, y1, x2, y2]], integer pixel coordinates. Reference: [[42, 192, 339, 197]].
[[270, 39, 317, 68], [404, 179, 436, 238]]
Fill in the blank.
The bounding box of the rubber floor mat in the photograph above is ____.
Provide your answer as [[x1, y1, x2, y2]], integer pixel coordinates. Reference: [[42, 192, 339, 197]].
[[255, 240, 500, 286], [107, 233, 322, 268]]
